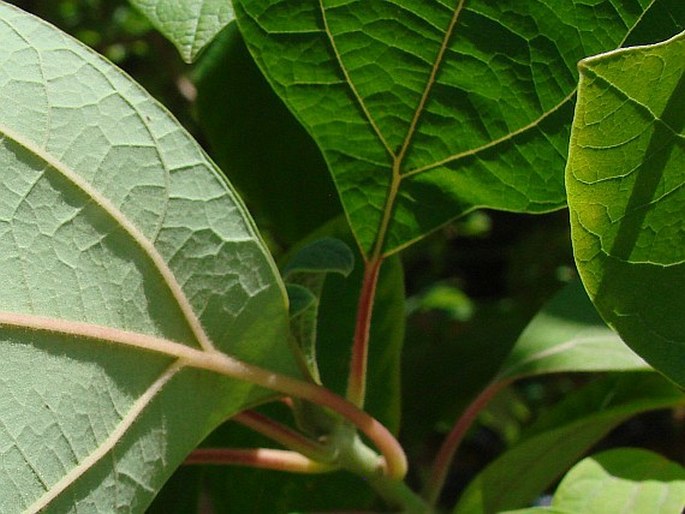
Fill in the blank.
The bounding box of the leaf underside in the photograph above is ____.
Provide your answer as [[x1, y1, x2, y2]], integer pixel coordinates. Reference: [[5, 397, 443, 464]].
[[234, 0, 681, 257], [129, 0, 234, 62], [567, 30, 685, 387], [0, 3, 294, 512]]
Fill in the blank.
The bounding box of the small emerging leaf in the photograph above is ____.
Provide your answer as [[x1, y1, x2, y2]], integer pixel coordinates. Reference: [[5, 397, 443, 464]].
[[284, 238, 355, 384]]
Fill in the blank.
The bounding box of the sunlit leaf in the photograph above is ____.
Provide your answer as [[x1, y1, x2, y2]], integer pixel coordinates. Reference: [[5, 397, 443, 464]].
[[498, 280, 648, 381], [567, 30, 685, 387], [234, 0, 683, 257], [555, 449, 685, 513], [0, 3, 296, 511]]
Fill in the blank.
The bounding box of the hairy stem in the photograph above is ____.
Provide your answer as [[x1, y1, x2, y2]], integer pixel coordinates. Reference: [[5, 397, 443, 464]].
[[233, 410, 333, 462], [422, 380, 509, 505], [184, 448, 332, 473], [347, 257, 382, 407], [0, 311, 407, 480]]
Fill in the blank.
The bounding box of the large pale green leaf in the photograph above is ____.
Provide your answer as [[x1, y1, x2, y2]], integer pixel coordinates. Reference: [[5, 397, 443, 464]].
[[0, 3, 296, 511], [567, 31, 685, 387], [453, 374, 685, 514], [129, 0, 233, 62], [234, 0, 683, 257]]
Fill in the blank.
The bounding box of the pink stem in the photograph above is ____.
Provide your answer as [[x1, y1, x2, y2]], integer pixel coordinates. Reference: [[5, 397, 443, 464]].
[[347, 258, 382, 407], [184, 448, 332, 473], [233, 410, 331, 461], [423, 380, 509, 505]]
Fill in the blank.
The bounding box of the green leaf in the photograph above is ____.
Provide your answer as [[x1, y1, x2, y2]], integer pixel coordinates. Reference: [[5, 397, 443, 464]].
[[498, 279, 649, 381], [297, 218, 405, 433], [500, 507, 578, 514], [567, 31, 685, 387], [129, 0, 233, 62], [283, 237, 354, 279], [453, 373, 685, 514], [284, 237, 354, 384], [194, 24, 342, 244], [550, 448, 685, 513], [0, 3, 296, 511], [234, 0, 682, 257]]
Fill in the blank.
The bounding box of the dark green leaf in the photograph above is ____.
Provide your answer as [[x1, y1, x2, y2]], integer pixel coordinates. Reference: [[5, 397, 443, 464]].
[[194, 24, 341, 245], [234, 0, 683, 256]]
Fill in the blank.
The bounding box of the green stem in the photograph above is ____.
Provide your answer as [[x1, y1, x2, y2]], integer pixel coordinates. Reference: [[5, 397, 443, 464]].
[[422, 380, 509, 505], [347, 257, 382, 407], [333, 426, 434, 513]]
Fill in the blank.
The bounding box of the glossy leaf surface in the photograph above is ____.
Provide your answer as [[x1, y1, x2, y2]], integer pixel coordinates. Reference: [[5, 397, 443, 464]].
[[0, 3, 295, 511], [129, 0, 233, 62], [567, 31, 685, 387], [234, 0, 681, 257], [505, 449, 685, 513]]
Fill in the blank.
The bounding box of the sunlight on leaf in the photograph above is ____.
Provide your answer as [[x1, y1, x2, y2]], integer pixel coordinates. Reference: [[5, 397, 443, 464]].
[[550, 449, 685, 513], [0, 3, 295, 511], [234, 0, 681, 257], [498, 280, 648, 381], [567, 30, 685, 387], [129, 0, 233, 62]]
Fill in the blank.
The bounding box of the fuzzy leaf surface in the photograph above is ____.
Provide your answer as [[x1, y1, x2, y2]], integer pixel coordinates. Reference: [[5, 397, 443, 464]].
[[234, 0, 682, 256], [567, 31, 685, 387], [129, 0, 233, 62], [0, 3, 294, 511]]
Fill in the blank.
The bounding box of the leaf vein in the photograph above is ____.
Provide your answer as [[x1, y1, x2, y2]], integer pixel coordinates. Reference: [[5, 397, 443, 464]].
[[25, 361, 183, 513], [402, 90, 577, 178], [319, 0, 395, 159], [0, 121, 214, 352]]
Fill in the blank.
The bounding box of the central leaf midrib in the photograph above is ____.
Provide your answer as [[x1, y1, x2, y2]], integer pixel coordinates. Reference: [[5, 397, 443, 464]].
[[322, 0, 467, 257], [0, 121, 214, 352]]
